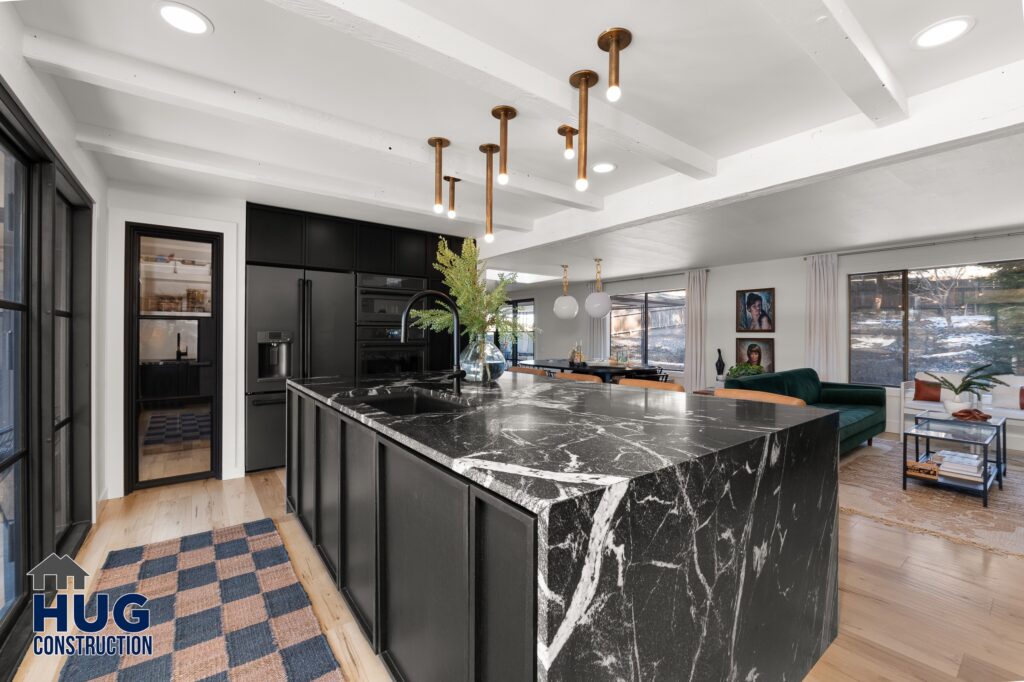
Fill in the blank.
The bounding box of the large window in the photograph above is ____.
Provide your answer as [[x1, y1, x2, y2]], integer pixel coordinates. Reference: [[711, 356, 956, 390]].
[[610, 290, 685, 370], [494, 299, 534, 365], [849, 260, 1024, 385]]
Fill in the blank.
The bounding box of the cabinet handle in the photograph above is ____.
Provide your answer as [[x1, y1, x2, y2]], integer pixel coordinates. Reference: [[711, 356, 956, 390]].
[[305, 279, 312, 377], [298, 278, 306, 378], [252, 397, 286, 407]]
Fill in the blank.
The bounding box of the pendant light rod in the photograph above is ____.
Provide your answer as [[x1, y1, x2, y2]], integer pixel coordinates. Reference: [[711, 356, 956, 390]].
[[561, 264, 571, 295], [569, 70, 597, 192], [598, 28, 632, 102], [427, 137, 450, 213], [491, 106, 517, 186], [594, 257, 604, 291], [443, 175, 460, 219], [479, 143, 500, 242], [557, 124, 577, 160]]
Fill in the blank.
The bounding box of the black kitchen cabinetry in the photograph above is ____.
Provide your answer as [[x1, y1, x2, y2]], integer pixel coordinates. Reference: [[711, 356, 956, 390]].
[[380, 439, 470, 681], [305, 214, 356, 271], [247, 203, 436, 277], [286, 387, 536, 681], [247, 205, 305, 266]]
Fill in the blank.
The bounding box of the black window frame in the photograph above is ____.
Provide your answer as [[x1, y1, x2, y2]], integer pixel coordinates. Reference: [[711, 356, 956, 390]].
[[492, 298, 534, 366], [847, 259, 1024, 386]]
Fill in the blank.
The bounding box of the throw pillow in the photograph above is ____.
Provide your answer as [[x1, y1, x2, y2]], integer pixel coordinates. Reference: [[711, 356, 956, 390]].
[[914, 379, 941, 402]]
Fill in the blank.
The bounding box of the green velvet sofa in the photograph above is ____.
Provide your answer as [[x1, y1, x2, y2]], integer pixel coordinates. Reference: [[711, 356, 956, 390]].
[[724, 368, 886, 454]]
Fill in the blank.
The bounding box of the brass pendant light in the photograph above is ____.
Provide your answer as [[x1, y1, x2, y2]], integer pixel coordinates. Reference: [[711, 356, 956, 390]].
[[491, 105, 517, 186], [553, 264, 579, 320], [427, 137, 450, 214], [479, 143, 500, 242], [557, 124, 577, 160], [569, 70, 597, 192], [597, 28, 632, 102], [443, 175, 460, 219]]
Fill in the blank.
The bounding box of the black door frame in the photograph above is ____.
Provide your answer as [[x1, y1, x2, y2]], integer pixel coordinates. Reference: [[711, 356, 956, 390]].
[[0, 74, 94, 677], [124, 223, 223, 493]]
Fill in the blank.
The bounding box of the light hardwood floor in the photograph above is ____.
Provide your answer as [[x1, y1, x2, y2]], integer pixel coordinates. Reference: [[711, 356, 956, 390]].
[[15, 468, 1024, 681]]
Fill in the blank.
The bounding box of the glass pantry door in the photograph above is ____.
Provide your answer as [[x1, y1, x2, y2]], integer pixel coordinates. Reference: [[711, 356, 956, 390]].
[[129, 227, 221, 488]]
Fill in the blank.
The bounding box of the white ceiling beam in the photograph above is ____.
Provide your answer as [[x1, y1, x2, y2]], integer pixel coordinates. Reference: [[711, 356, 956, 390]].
[[23, 31, 598, 212], [262, 0, 718, 179], [77, 125, 534, 232], [482, 56, 1024, 257], [756, 0, 908, 125]]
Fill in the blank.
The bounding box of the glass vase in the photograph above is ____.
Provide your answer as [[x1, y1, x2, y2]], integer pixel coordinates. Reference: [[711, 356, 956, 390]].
[[460, 334, 507, 383]]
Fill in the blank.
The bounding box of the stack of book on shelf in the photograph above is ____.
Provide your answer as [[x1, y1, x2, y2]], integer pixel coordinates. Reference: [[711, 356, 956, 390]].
[[932, 450, 985, 485], [906, 459, 939, 479]]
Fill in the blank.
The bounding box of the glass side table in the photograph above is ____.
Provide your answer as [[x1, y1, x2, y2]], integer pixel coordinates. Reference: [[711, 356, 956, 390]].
[[914, 410, 1007, 478], [903, 415, 1001, 507]]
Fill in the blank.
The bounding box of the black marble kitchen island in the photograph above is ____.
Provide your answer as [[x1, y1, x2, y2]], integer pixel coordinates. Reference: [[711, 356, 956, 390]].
[[286, 371, 839, 682]]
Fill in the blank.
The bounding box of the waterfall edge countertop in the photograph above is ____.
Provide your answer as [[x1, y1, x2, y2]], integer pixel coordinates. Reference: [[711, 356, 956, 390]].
[[287, 371, 841, 680]]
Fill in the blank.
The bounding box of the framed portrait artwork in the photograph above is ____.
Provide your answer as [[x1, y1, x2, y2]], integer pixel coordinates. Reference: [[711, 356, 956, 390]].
[[735, 338, 775, 374], [736, 288, 775, 332]]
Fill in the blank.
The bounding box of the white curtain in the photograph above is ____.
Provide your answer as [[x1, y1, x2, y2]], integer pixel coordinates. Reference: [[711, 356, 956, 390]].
[[586, 282, 610, 360], [806, 253, 840, 381], [683, 269, 707, 392]]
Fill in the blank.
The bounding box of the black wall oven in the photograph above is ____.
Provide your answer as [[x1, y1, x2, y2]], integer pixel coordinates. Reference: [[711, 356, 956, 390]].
[[356, 325, 426, 379], [356, 273, 427, 324]]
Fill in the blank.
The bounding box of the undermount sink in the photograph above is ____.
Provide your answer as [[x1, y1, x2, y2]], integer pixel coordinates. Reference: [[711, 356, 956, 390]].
[[358, 391, 470, 416]]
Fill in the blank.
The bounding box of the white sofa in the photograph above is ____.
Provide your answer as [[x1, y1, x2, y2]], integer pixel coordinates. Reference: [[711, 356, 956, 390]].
[[899, 372, 1024, 449]]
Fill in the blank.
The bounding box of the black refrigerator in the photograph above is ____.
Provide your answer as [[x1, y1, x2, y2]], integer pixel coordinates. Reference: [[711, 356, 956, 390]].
[[245, 265, 355, 471]]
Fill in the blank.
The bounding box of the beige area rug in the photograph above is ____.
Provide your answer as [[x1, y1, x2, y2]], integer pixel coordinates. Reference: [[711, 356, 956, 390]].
[[839, 436, 1024, 557]]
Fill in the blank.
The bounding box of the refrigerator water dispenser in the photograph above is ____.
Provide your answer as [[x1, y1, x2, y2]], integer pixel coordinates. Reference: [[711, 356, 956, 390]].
[[257, 331, 293, 381]]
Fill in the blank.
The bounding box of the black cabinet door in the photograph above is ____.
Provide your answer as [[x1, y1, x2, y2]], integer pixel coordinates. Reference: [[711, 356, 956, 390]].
[[306, 270, 355, 379], [395, 230, 427, 277], [340, 416, 378, 648], [285, 390, 299, 512], [298, 395, 318, 540], [380, 440, 469, 682], [305, 215, 355, 271], [245, 394, 286, 472], [247, 205, 304, 266], [356, 224, 394, 274], [470, 488, 536, 682], [316, 406, 343, 581]]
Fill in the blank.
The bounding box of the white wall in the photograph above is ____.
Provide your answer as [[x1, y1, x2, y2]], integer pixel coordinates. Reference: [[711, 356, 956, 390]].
[[97, 184, 246, 500], [1, 5, 109, 519]]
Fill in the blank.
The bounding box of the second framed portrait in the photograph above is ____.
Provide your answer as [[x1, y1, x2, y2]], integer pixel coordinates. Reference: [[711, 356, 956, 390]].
[[735, 338, 775, 374], [736, 288, 775, 332]]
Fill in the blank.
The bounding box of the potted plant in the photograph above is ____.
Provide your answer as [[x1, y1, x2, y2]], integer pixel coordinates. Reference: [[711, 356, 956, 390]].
[[924, 364, 1008, 414], [726, 363, 765, 379], [409, 237, 521, 383]]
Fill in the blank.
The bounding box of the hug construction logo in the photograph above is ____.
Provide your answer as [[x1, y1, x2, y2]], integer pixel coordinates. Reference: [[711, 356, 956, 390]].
[[28, 554, 153, 657]]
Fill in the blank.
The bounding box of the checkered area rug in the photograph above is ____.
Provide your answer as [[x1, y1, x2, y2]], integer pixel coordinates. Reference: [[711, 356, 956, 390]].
[[59, 519, 343, 682], [143, 413, 212, 447]]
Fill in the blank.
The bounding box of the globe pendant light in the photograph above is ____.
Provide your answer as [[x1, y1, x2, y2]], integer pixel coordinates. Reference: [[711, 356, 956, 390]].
[[553, 264, 579, 320], [585, 258, 612, 318]]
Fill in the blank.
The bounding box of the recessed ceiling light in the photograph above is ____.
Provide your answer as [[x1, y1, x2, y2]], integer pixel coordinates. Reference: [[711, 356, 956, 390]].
[[157, 2, 213, 35], [592, 162, 616, 174], [913, 16, 974, 49]]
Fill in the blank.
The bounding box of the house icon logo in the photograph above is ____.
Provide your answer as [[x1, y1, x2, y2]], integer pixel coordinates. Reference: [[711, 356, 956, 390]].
[[27, 554, 89, 592]]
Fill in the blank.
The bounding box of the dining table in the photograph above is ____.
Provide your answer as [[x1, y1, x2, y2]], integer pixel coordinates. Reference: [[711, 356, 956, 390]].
[[518, 358, 664, 384]]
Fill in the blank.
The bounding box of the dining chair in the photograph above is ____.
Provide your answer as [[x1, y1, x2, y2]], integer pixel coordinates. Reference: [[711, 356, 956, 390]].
[[554, 372, 604, 384], [617, 378, 684, 392], [713, 388, 806, 406], [508, 366, 548, 377]]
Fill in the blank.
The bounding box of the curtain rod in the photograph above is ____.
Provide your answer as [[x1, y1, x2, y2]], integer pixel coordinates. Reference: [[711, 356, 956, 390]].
[[805, 229, 1024, 260]]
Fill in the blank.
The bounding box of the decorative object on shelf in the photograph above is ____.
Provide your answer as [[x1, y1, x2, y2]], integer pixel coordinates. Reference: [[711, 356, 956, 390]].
[[569, 69, 598, 191], [726, 362, 765, 379], [554, 264, 579, 320], [557, 124, 577, 160], [491, 105, 517, 186], [409, 237, 519, 383], [427, 136, 451, 214], [735, 338, 775, 374], [443, 175, 460, 219], [736, 288, 775, 332], [715, 348, 726, 379], [597, 27, 632, 102], [584, 257, 612, 318], [479, 143, 500, 243], [925, 364, 1008, 415]]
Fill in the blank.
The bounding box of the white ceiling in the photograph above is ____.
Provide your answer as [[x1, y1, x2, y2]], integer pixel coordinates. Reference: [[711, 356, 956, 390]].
[[13, 0, 1024, 279], [492, 131, 1024, 281]]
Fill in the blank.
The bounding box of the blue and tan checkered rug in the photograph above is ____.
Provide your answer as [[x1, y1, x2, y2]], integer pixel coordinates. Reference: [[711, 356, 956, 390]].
[[59, 519, 343, 681]]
